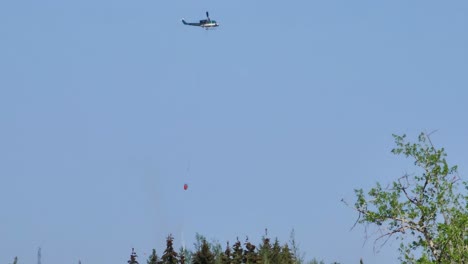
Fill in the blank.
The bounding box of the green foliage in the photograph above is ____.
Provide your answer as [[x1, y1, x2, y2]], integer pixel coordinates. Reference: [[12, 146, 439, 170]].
[[306, 258, 325, 264], [231, 239, 244, 264], [243, 238, 261, 264], [129, 232, 329, 264], [219, 242, 232, 264], [257, 231, 272, 264], [270, 238, 281, 264], [289, 229, 302, 264], [179, 247, 192, 264], [193, 233, 225, 264], [147, 249, 159, 264], [128, 248, 139, 264], [211, 240, 223, 264], [194, 233, 207, 252], [161, 234, 178, 264], [192, 239, 215, 264], [279, 244, 295, 264], [351, 133, 468, 263]]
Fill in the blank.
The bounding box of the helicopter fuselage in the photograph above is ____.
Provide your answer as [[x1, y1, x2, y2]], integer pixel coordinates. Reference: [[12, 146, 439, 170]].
[[200, 21, 219, 28], [182, 12, 219, 29]]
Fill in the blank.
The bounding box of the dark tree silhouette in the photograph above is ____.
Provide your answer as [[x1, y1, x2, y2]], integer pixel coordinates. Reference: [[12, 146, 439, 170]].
[[279, 244, 294, 264], [179, 247, 192, 264], [230, 239, 243, 264], [257, 230, 272, 263], [120, 232, 329, 264], [243, 238, 261, 264], [192, 239, 215, 264], [147, 249, 159, 264], [220, 242, 232, 264], [128, 248, 139, 264], [161, 234, 178, 264], [270, 239, 281, 264]]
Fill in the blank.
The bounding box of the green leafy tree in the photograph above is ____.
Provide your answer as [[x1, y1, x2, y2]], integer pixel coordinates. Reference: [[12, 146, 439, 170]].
[[147, 249, 159, 264], [192, 239, 215, 264], [161, 234, 179, 264], [348, 133, 468, 263]]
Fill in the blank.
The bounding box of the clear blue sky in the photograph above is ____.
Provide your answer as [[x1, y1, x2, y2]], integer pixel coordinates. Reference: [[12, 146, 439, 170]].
[[1, 1, 467, 263]]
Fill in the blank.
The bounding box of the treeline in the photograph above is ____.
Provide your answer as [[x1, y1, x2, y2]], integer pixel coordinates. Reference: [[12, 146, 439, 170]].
[[7, 232, 347, 264], [129, 231, 345, 264]]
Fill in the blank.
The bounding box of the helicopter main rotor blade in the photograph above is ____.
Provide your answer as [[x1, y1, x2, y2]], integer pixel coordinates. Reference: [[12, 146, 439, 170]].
[[206, 11, 211, 22]]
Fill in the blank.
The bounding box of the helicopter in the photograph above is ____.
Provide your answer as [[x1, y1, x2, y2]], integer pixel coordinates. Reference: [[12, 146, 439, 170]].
[[182, 12, 219, 29]]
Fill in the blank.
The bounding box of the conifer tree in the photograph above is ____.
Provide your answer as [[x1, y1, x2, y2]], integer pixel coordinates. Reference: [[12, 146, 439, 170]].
[[179, 247, 192, 264], [192, 239, 215, 264], [147, 249, 159, 264], [179, 247, 193, 264], [243, 238, 261, 264], [289, 230, 303, 264], [128, 248, 139, 264], [194, 233, 207, 252], [257, 230, 272, 264], [220, 242, 232, 264], [180, 253, 185, 264], [161, 234, 178, 264], [270, 239, 281, 264], [307, 258, 324, 264], [279, 244, 295, 264], [211, 241, 223, 264], [231, 239, 243, 264]]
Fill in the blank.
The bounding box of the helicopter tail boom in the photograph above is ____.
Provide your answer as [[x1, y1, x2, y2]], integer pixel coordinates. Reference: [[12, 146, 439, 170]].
[[181, 19, 200, 26]]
